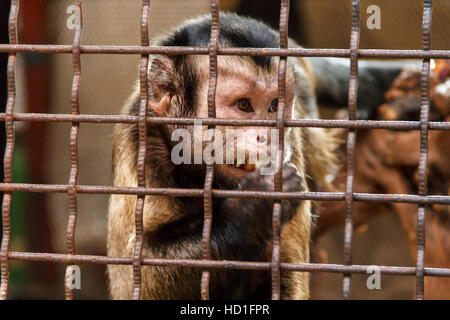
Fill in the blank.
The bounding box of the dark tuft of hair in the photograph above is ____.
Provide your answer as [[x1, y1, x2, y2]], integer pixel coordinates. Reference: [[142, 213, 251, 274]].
[[159, 13, 279, 69], [153, 13, 279, 116]]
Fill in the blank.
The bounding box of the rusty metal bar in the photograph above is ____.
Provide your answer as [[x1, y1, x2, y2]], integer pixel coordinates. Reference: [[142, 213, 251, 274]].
[[0, 0, 447, 301], [0, 182, 448, 204], [6, 251, 450, 277], [64, 0, 82, 300], [0, 0, 19, 300], [271, 203, 282, 299], [2, 44, 450, 59], [271, 0, 290, 300], [130, 0, 150, 300], [0, 113, 449, 130], [342, 0, 361, 299], [416, 0, 433, 300], [200, 0, 220, 300], [201, 164, 214, 300]]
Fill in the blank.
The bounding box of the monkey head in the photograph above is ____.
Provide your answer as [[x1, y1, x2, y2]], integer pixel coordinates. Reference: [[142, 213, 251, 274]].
[[120, 13, 327, 195], [142, 14, 318, 188], [147, 52, 303, 184]]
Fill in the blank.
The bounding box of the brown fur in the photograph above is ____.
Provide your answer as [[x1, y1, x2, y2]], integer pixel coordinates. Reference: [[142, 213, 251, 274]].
[[107, 17, 338, 299], [107, 65, 337, 300]]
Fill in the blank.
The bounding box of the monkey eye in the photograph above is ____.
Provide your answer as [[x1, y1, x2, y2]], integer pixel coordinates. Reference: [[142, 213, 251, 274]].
[[235, 98, 253, 112], [269, 99, 278, 113]]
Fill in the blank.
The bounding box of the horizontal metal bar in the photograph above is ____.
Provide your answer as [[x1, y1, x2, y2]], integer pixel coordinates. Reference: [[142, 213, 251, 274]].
[[1, 44, 450, 59], [0, 113, 448, 130], [7, 251, 450, 277], [0, 183, 448, 204]]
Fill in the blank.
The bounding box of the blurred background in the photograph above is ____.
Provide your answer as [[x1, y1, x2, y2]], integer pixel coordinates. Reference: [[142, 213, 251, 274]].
[[0, 0, 449, 299]]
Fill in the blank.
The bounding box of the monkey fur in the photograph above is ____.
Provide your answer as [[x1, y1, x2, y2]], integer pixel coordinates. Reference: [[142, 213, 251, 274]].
[[107, 13, 401, 300]]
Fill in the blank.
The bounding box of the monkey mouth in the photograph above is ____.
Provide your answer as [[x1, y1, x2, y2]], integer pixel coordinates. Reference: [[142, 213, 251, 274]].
[[229, 162, 256, 172]]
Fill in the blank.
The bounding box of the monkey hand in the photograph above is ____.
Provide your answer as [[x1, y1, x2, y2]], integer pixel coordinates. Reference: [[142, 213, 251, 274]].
[[222, 163, 303, 225]]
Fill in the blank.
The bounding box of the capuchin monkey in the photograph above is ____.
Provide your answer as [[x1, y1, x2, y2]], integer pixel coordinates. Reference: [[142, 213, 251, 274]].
[[107, 13, 402, 300]]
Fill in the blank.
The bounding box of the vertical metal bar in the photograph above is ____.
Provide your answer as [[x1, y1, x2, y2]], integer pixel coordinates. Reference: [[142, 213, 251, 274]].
[[272, 0, 290, 300], [0, 0, 18, 300], [65, 0, 82, 300], [131, 0, 150, 300], [416, 0, 432, 300], [342, 0, 360, 299], [271, 202, 282, 300], [201, 0, 219, 300]]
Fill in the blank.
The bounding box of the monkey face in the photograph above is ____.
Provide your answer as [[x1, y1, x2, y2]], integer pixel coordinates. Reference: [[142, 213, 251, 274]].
[[192, 56, 297, 182], [147, 54, 299, 184]]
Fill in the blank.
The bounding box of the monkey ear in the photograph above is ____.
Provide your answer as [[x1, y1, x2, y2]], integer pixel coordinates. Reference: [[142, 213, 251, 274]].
[[148, 56, 176, 116]]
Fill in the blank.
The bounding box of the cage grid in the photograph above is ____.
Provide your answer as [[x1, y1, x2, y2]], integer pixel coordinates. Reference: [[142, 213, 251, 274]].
[[0, 0, 450, 300]]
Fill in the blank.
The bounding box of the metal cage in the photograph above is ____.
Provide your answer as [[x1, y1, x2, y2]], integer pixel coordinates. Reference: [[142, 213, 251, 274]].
[[0, 0, 449, 300]]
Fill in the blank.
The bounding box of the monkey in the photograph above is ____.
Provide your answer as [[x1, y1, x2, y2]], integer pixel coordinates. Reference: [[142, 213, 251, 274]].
[[107, 13, 403, 300]]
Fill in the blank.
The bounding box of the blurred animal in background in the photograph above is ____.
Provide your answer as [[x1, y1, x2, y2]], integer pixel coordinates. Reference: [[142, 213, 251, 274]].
[[314, 59, 450, 299]]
